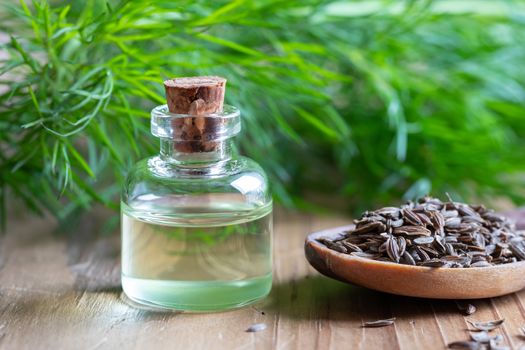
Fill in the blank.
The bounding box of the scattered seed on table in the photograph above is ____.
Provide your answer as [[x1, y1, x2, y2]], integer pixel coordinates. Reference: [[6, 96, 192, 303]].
[[456, 302, 476, 316], [469, 331, 490, 343], [245, 323, 267, 333], [467, 319, 505, 332], [362, 318, 396, 328]]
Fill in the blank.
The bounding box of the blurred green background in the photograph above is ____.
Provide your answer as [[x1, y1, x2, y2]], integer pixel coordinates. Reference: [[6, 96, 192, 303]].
[[1, 0, 525, 227]]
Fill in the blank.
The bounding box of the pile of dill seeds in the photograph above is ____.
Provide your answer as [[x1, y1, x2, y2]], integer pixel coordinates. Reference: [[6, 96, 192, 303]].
[[319, 196, 525, 268]]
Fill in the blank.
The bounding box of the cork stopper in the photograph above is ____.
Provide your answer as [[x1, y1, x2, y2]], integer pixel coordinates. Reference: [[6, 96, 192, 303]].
[[164, 76, 227, 153], [164, 76, 226, 114]]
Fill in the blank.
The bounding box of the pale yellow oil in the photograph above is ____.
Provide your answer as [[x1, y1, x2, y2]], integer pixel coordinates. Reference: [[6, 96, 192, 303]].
[[121, 201, 272, 311]]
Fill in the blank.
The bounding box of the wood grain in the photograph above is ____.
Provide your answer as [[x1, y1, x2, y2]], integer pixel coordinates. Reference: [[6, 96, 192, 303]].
[[1, 208, 525, 350]]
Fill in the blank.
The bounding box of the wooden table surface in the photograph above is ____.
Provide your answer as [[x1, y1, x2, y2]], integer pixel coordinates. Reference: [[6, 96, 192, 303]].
[[1, 208, 525, 350]]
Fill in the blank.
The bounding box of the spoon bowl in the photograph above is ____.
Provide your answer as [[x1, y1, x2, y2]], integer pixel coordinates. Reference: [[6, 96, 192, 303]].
[[305, 225, 525, 299]]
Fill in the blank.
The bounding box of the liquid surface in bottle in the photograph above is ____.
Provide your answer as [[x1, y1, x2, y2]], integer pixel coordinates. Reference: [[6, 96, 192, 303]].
[[121, 199, 272, 311]]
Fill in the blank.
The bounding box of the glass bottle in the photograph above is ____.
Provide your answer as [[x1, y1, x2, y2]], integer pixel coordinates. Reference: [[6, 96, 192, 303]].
[[121, 104, 273, 312]]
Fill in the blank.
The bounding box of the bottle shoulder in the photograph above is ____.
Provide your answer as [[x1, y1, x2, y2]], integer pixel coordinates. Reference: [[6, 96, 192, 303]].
[[122, 155, 271, 207]]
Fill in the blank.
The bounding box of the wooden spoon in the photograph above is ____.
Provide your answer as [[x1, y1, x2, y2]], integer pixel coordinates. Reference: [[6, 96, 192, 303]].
[[305, 225, 525, 299]]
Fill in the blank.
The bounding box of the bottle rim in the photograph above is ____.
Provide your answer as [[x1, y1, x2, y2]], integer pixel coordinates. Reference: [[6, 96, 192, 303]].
[[151, 104, 241, 141]]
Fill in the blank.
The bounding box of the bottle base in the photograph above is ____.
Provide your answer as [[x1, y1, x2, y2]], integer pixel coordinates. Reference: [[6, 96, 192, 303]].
[[121, 273, 272, 312]]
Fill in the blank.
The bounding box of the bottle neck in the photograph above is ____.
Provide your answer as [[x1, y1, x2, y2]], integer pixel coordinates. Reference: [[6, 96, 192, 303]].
[[160, 139, 234, 165]]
